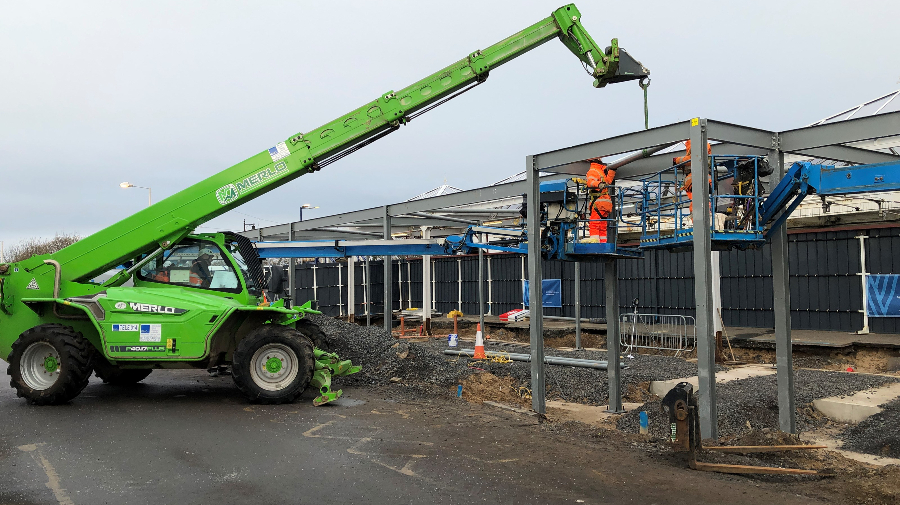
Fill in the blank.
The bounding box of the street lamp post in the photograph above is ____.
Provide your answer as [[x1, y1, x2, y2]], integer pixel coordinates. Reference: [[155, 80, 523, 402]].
[[120, 182, 152, 206], [300, 203, 318, 222]]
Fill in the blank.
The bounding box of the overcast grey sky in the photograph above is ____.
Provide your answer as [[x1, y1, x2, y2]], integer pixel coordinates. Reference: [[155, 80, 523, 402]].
[[1, 0, 898, 247]]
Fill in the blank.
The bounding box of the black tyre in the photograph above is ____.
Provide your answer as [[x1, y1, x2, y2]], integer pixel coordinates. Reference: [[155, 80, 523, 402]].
[[94, 360, 153, 385], [295, 318, 327, 350], [7, 324, 95, 405], [232, 325, 314, 404]]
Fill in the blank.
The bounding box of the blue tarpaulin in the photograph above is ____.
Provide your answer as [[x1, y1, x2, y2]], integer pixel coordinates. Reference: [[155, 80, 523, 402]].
[[867, 274, 900, 317], [523, 279, 562, 308]]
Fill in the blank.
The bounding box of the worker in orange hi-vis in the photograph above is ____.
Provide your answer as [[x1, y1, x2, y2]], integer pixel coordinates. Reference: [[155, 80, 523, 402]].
[[582, 158, 615, 243], [673, 139, 712, 214]]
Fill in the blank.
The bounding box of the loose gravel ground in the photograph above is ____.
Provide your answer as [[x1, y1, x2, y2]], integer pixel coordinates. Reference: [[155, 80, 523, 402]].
[[618, 370, 899, 440], [840, 398, 900, 458], [312, 314, 900, 453], [313, 314, 712, 405]]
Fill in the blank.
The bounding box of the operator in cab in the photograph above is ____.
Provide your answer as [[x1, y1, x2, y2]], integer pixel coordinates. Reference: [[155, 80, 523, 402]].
[[190, 248, 215, 288]]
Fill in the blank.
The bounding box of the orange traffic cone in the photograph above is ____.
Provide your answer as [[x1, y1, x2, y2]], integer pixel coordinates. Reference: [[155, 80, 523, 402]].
[[473, 323, 486, 359]]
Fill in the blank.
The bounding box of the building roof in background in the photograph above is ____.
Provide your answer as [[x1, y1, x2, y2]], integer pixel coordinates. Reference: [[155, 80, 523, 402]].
[[406, 184, 462, 201], [809, 89, 900, 127]]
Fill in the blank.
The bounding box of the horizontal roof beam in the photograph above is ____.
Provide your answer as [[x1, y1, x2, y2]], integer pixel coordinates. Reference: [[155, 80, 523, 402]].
[[535, 121, 690, 172], [780, 111, 900, 151], [706, 120, 775, 148]]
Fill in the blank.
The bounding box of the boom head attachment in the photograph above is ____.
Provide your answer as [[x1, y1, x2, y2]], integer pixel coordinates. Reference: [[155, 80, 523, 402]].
[[552, 4, 649, 88]]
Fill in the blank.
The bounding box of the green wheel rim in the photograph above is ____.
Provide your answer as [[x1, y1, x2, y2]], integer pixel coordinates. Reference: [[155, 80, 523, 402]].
[[43, 355, 59, 373], [265, 356, 283, 374]]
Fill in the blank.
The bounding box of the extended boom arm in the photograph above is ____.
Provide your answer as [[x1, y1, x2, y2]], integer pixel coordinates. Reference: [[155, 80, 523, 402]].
[[22, 4, 648, 285]]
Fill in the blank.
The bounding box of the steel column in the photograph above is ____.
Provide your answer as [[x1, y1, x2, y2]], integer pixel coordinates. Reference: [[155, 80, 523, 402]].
[[347, 256, 355, 322], [605, 258, 622, 412], [383, 206, 392, 333], [478, 231, 485, 333], [769, 145, 796, 433], [288, 258, 296, 308], [422, 227, 432, 331], [364, 258, 371, 326], [526, 155, 546, 414], [575, 261, 582, 350], [857, 235, 870, 335], [690, 118, 717, 440]]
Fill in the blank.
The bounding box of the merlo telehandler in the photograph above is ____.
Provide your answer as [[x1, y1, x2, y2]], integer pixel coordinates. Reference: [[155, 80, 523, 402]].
[[0, 4, 648, 405]]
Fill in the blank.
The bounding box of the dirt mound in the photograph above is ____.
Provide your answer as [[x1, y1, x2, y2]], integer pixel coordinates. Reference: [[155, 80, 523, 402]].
[[828, 466, 900, 505], [459, 372, 530, 408], [731, 427, 804, 447], [623, 381, 655, 403]]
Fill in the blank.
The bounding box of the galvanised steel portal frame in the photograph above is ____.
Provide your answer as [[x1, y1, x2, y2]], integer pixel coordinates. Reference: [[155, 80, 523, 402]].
[[525, 111, 900, 437]]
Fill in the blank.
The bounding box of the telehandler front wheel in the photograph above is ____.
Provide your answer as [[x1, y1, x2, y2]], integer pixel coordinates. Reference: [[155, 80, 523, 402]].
[[232, 325, 314, 404], [7, 324, 95, 405], [295, 318, 328, 350]]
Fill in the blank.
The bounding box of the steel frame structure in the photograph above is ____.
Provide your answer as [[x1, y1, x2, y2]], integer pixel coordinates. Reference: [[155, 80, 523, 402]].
[[243, 111, 900, 436], [524, 111, 900, 436]]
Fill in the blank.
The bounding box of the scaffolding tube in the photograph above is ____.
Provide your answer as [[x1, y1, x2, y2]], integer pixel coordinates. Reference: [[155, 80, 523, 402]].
[[443, 349, 624, 370]]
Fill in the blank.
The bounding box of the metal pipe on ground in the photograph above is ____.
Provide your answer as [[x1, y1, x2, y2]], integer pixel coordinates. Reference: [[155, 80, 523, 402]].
[[443, 349, 624, 370]]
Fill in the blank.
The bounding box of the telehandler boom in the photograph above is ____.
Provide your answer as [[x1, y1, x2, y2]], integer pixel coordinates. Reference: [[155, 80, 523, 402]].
[[0, 4, 648, 405]]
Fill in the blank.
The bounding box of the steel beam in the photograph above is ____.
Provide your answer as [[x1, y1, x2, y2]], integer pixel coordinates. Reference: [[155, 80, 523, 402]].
[[706, 120, 775, 148], [690, 118, 717, 440], [789, 144, 900, 165], [291, 208, 384, 231], [323, 217, 473, 228], [769, 145, 796, 433], [780, 111, 900, 151], [388, 179, 540, 216], [425, 208, 523, 215], [383, 206, 392, 333], [536, 122, 691, 171], [291, 229, 383, 240], [605, 258, 622, 412], [526, 155, 545, 414]]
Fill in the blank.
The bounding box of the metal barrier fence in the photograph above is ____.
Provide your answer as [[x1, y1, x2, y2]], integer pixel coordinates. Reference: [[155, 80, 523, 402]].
[[619, 313, 696, 356]]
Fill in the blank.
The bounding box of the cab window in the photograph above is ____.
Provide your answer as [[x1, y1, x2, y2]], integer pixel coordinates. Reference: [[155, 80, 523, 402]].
[[137, 239, 241, 293]]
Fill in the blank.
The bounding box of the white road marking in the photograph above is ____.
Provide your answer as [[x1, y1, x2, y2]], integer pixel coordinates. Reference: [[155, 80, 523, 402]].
[[18, 443, 74, 505]]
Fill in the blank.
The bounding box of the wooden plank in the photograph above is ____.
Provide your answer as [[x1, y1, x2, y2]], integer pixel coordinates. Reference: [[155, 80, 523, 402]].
[[483, 401, 539, 417], [691, 460, 817, 475], [706, 445, 827, 453]]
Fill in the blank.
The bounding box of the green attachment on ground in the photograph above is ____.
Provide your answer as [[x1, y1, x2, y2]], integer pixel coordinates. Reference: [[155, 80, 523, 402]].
[[310, 348, 361, 406], [311, 368, 342, 406]]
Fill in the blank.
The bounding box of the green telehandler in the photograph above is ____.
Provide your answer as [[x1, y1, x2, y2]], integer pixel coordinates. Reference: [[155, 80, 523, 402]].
[[0, 4, 648, 405]]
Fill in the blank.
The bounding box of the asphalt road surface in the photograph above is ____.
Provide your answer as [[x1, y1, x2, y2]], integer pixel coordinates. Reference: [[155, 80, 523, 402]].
[[0, 369, 833, 505]]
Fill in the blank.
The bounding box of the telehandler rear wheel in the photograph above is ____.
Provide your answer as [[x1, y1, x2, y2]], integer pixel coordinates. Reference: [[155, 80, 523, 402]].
[[94, 360, 153, 385], [232, 325, 314, 404], [7, 324, 95, 405]]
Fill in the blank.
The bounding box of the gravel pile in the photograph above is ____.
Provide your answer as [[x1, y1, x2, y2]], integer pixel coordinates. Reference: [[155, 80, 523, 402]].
[[310, 314, 717, 405], [840, 398, 900, 458], [618, 369, 899, 440]]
